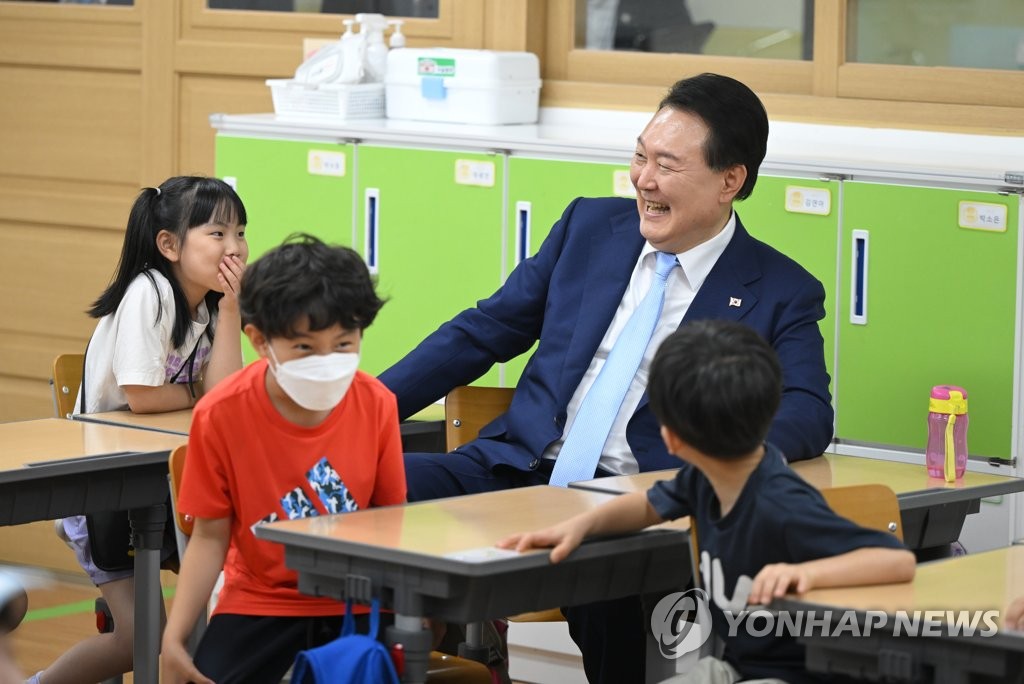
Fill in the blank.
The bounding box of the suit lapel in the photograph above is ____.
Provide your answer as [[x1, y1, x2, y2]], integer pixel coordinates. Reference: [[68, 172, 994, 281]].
[[635, 218, 763, 413], [558, 209, 644, 406]]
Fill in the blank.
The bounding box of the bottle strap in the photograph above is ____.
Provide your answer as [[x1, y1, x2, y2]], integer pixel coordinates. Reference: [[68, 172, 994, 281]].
[[943, 413, 957, 483]]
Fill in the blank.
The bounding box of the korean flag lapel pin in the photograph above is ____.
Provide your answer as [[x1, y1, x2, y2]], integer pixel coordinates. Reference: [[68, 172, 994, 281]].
[[728, 296, 742, 308]]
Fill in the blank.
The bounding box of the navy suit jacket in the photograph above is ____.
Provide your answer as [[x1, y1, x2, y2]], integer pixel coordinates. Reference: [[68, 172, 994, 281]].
[[379, 197, 834, 472]]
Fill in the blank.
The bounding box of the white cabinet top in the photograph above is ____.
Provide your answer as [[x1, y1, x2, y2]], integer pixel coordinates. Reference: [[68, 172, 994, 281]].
[[211, 107, 1024, 190]]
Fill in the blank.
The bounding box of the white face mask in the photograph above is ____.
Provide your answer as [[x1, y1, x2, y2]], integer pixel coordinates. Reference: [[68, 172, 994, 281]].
[[266, 347, 359, 411]]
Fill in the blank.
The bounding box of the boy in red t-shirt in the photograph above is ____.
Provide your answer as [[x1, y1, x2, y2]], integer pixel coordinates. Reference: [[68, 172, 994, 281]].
[[161, 234, 406, 684]]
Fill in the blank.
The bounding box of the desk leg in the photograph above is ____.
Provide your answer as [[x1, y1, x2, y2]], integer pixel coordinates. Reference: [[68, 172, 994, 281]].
[[130, 505, 165, 684], [387, 613, 432, 684]]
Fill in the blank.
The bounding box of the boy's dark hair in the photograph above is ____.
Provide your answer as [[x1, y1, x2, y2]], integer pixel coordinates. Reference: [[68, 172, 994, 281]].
[[89, 176, 247, 349], [649, 320, 781, 459], [659, 73, 768, 201], [240, 234, 384, 338]]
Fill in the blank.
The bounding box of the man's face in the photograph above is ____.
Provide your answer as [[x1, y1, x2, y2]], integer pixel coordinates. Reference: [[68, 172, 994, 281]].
[[629, 107, 745, 254]]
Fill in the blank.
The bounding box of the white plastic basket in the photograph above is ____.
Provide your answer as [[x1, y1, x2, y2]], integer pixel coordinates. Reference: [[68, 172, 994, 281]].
[[266, 79, 385, 120]]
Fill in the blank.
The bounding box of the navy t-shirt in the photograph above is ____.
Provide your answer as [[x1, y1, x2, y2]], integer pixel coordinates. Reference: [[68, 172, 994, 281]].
[[647, 444, 905, 683]]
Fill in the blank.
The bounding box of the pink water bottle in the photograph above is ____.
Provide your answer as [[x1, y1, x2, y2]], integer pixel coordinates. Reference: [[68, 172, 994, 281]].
[[926, 385, 968, 481]]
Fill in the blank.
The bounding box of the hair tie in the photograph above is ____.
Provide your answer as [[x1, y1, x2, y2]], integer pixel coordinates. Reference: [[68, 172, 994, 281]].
[[154, 186, 162, 196]]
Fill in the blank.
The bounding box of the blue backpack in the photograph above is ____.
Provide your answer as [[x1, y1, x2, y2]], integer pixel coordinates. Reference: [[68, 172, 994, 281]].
[[292, 599, 399, 684]]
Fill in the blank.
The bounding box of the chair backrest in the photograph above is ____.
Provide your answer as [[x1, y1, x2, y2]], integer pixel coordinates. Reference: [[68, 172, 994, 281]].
[[51, 353, 84, 418], [820, 483, 903, 542], [444, 385, 514, 450], [168, 444, 193, 537]]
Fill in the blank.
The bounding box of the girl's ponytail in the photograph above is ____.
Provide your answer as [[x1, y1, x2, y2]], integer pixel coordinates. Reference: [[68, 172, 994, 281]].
[[88, 186, 166, 319]]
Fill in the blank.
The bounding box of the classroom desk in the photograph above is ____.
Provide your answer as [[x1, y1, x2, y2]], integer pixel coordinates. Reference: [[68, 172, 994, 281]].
[[73, 408, 192, 435], [255, 485, 690, 684], [569, 454, 1024, 551], [72, 407, 447, 451], [774, 545, 1024, 683], [0, 418, 185, 684]]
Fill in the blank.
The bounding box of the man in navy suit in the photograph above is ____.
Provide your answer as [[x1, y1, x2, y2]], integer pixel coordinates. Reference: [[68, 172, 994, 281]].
[[380, 73, 833, 682]]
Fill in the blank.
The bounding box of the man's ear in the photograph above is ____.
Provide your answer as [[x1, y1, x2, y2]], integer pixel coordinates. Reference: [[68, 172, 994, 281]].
[[155, 230, 180, 262], [719, 164, 747, 203], [244, 324, 269, 359]]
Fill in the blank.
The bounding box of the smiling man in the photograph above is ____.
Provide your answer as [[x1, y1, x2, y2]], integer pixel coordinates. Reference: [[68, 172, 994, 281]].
[[380, 72, 834, 682]]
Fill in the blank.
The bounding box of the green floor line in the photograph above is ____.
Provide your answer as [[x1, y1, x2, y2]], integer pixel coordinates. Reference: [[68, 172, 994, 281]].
[[23, 586, 176, 622]]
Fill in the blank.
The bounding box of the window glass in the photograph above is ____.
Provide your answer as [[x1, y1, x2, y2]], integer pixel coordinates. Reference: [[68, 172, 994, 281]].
[[206, 0, 437, 17], [578, 0, 812, 60], [848, 0, 1024, 70]]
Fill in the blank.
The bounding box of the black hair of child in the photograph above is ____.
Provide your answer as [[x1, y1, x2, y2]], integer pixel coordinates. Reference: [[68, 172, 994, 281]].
[[89, 176, 248, 349], [648, 319, 781, 459], [239, 233, 385, 338]]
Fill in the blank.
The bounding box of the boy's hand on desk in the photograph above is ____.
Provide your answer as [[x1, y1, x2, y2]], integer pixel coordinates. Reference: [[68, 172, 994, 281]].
[[1007, 596, 1024, 631], [749, 563, 812, 606], [161, 639, 214, 684], [497, 521, 585, 564]]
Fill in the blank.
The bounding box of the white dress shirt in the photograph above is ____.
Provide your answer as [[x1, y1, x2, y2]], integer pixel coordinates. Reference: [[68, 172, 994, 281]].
[[544, 213, 736, 475]]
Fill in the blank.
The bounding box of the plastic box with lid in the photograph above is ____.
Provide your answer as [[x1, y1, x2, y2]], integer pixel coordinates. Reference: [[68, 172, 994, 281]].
[[385, 48, 541, 125]]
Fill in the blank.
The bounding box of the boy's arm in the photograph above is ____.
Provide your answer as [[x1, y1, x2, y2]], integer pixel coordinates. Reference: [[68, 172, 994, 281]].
[[161, 517, 231, 684], [1006, 596, 1024, 631], [497, 491, 665, 563], [750, 546, 916, 606]]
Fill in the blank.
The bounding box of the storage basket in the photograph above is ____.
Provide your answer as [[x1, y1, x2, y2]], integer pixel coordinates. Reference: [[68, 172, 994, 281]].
[[266, 79, 385, 120]]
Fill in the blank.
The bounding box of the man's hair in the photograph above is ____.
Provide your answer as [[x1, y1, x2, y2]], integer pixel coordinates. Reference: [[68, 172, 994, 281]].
[[649, 320, 781, 459], [240, 233, 384, 338], [659, 73, 768, 201]]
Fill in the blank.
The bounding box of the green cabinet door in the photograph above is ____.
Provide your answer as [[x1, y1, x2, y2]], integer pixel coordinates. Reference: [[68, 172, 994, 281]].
[[215, 135, 355, 361], [503, 157, 633, 385], [738, 176, 840, 397], [836, 182, 1018, 459], [355, 145, 504, 382]]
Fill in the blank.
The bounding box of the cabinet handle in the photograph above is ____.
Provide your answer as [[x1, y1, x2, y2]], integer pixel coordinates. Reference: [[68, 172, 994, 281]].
[[515, 201, 531, 266], [364, 188, 379, 274], [850, 229, 869, 325]]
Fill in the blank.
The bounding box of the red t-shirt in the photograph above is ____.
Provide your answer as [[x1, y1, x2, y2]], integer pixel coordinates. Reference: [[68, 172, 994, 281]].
[[179, 359, 406, 617]]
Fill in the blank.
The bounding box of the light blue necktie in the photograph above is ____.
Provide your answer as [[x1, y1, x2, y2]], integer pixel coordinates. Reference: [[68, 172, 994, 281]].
[[549, 251, 679, 487]]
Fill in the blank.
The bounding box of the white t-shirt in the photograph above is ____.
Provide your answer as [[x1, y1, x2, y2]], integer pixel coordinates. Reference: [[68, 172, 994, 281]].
[[75, 270, 214, 414]]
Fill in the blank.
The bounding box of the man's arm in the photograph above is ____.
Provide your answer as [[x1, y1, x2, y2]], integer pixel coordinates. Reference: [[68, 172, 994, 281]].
[[379, 198, 584, 419], [767, 275, 834, 461]]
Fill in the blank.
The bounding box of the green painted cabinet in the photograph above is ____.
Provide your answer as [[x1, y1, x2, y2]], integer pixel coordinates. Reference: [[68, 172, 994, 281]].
[[502, 156, 632, 384], [836, 182, 1018, 459], [354, 145, 504, 382], [215, 135, 355, 361], [738, 176, 840, 394]]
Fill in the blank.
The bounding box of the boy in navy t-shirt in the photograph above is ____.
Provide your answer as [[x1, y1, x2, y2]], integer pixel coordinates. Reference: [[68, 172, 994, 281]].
[[499, 320, 916, 683]]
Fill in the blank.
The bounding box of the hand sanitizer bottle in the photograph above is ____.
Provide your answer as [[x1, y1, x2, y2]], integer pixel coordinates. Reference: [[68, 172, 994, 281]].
[[357, 13, 389, 83], [388, 19, 406, 48]]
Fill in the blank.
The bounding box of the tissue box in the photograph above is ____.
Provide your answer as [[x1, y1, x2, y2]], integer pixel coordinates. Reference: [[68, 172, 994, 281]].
[[385, 48, 541, 125]]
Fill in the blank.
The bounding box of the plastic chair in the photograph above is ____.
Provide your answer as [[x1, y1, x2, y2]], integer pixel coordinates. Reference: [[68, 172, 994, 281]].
[[443, 385, 514, 450], [50, 353, 84, 418], [170, 445, 489, 683], [820, 483, 904, 542]]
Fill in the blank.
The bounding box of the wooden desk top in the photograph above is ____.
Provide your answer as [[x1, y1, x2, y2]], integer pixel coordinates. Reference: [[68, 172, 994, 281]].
[[73, 409, 193, 436], [259, 485, 686, 563], [0, 418, 185, 471], [570, 454, 1024, 508], [781, 545, 1024, 632]]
